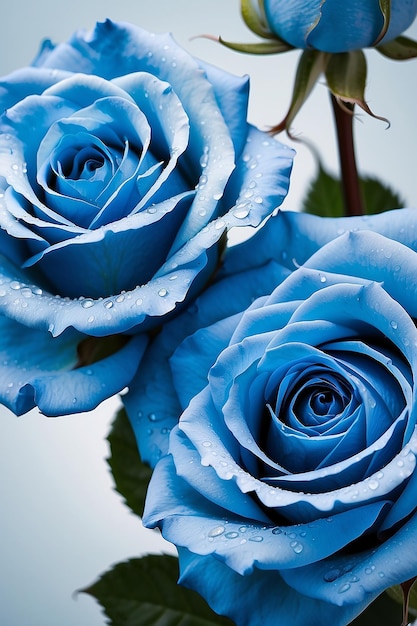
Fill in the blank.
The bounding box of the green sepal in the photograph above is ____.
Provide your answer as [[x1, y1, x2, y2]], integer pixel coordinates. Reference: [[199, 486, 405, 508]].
[[81, 555, 234, 626], [271, 49, 327, 135], [387, 579, 417, 620], [373, 0, 391, 45], [377, 34, 417, 59], [217, 35, 292, 55], [107, 407, 152, 519], [240, 0, 274, 39], [325, 50, 389, 124], [302, 162, 405, 217]]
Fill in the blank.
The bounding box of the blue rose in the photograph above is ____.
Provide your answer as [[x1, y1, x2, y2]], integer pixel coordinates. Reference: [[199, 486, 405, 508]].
[[127, 208, 417, 626], [0, 20, 293, 416], [261, 0, 417, 52]]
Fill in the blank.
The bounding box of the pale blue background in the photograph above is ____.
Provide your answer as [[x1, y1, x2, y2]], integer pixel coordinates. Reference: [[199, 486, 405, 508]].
[[0, 2, 417, 625]]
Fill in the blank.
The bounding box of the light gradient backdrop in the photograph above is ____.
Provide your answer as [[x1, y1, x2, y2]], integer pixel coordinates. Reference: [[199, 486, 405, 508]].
[[1, 2, 417, 625]]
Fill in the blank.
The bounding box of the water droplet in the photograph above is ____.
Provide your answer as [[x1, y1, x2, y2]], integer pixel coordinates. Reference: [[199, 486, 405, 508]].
[[233, 207, 250, 219], [208, 525, 225, 538], [201, 441, 212, 448], [249, 535, 263, 542], [215, 220, 226, 230], [87, 315, 95, 323], [239, 526, 247, 533], [20, 287, 32, 298], [148, 413, 157, 422], [81, 299, 94, 308], [390, 320, 398, 330], [272, 527, 282, 535], [136, 298, 143, 306], [253, 196, 263, 204], [158, 288, 168, 297], [338, 583, 351, 593], [368, 479, 379, 490], [115, 294, 125, 303], [319, 274, 327, 283], [225, 532, 239, 539], [324, 568, 342, 582], [290, 541, 303, 553], [10, 281, 21, 290], [104, 300, 113, 309]]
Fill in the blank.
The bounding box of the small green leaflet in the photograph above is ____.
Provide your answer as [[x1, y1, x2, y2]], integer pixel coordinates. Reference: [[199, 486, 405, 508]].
[[302, 164, 405, 217]]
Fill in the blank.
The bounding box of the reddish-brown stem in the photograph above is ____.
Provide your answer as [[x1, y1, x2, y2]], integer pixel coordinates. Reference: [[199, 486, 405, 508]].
[[330, 94, 364, 216]]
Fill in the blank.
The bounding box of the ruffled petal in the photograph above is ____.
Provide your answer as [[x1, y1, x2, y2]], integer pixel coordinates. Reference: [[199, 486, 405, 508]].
[[0, 314, 146, 416]]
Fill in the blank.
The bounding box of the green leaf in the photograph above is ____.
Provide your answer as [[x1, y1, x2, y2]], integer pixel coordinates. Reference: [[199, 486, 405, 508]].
[[82, 555, 234, 626], [360, 175, 405, 215], [377, 35, 417, 59], [325, 51, 388, 123], [271, 49, 327, 135], [107, 407, 152, 519], [302, 164, 405, 217], [302, 165, 345, 217], [348, 590, 404, 625]]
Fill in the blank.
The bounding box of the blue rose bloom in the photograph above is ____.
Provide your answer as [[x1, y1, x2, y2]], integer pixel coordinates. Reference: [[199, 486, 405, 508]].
[[127, 208, 417, 626], [0, 20, 293, 416], [262, 0, 417, 52]]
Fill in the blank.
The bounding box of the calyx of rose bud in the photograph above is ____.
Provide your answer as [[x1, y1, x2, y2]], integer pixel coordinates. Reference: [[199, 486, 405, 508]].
[[212, 0, 417, 135]]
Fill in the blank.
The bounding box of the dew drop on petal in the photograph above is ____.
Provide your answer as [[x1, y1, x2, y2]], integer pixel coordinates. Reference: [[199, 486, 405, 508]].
[[338, 583, 351, 593], [225, 532, 239, 539], [208, 525, 225, 538], [158, 288, 168, 297], [233, 207, 250, 219], [324, 568, 342, 582], [249, 536, 263, 542], [290, 541, 303, 553]]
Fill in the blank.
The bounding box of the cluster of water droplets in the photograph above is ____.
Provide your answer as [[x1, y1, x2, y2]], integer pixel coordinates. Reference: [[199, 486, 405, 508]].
[[205, 520, 305, 554]]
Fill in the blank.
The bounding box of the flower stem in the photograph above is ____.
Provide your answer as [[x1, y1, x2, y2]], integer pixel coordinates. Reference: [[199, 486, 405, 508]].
[[330, 94, 364, 216]]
